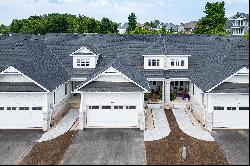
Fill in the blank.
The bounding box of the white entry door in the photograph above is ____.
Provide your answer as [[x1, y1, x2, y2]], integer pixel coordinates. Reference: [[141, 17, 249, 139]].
[[87, 105, 138, 127]]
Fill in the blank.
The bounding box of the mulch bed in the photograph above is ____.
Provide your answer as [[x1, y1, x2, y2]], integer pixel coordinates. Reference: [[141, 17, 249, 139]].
[[19, 130, 78, 165], [145, 109, 229, 165]]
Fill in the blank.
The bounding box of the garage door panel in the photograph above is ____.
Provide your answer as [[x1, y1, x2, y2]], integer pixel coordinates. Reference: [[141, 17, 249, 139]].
[[87, 109, 138, 127], [213, 110, 249, 129], [0, 110, 43, 129]]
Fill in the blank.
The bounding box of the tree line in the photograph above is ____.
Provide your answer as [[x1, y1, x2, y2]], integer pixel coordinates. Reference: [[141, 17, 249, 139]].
[[0, 13, 118, 34]]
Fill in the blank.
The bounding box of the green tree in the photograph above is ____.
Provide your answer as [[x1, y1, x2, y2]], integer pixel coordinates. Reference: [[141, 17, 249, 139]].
[[0, 24, 10, 34], [193, 1, 228, 35], [127, 13, 137, 33], [243, 32, 249, 39], [160, 26, 167, 34]]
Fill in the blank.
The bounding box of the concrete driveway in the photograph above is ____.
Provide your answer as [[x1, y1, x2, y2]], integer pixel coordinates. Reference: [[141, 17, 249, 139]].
[[62, 129, 144, 165], [211, 130, 249, 165], [0, 130, 43, 165]]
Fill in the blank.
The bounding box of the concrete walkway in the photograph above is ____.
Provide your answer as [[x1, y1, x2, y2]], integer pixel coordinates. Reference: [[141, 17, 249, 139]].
[[172, 103, 214, 141], [38, 109, 79, 142], [144, 106, 171, 141]]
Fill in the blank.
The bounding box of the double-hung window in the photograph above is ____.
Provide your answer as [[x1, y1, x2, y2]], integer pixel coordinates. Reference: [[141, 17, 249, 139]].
[[77, 59, 90, 67], [148, 59, 160, 67], [171, 59, 185, 67]]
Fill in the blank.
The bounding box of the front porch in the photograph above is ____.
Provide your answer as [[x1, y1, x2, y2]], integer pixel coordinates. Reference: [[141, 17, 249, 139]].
[[146, 79, 190, 103]]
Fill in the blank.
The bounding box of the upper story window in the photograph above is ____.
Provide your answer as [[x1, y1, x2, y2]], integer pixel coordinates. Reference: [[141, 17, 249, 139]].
[[148, 59, 160, 66], [76, 59, 90, 67], [171, 59, 185, 67]]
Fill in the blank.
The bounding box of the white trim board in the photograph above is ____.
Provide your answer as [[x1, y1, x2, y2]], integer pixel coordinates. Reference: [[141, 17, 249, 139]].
[[1, 66, 49, 92], [75, 66, 149, 92], [206, 67, 249, 93]]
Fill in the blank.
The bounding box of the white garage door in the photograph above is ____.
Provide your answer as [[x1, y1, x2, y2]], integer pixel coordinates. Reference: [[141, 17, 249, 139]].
[[213, 106, 249, 129], [0, 106, 43, 129], [87, 105, 138, 127]]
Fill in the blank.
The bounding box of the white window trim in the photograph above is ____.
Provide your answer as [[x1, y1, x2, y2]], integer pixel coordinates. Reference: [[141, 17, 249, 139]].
[[76, 58, 90, 67], [148, 59, 160, 67], [170, 58, 185, 67]]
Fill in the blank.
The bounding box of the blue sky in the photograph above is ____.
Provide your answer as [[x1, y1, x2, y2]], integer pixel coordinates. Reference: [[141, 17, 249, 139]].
[[0, 0, 249, 25]]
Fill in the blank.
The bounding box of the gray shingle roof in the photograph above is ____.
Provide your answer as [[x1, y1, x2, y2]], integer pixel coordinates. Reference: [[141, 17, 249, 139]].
[[0, 34, 249, 93], [210, 82, 249, 93], [79, 81, 144, 92], [76, 56, 150, 91], [0, 35, 71, 91], [0, 82, 46, 92]]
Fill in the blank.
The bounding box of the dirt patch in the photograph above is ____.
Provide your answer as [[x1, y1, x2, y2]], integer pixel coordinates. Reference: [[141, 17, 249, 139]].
[[19, 130, 78, 165], [145, 109, 228, 165]]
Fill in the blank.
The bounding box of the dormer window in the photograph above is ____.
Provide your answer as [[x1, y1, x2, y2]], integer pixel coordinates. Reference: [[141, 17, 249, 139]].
[[71, 46, 100, 69], [171, 59, 185, 67], [148, 59, 160, 66], [77, 59, 90, 67]]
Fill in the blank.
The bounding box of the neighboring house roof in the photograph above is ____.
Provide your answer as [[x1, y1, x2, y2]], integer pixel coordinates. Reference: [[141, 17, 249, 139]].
[[0, 82, 46, 92], [210, 82, 249, 93], [0, 34, 249, 93], [230, 12, 249, 20], [79, 81, 144, 92], [160, 23, 178, 31], [184, 21, 197, 29]]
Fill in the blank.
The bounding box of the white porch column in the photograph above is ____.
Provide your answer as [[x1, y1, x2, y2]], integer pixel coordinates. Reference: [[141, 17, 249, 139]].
[[162, 80, 165, 102], [138, 92, 145, 130], [164, 80, 171, 103], [79, 92, 86, 130], [43, 93, 48, 131]]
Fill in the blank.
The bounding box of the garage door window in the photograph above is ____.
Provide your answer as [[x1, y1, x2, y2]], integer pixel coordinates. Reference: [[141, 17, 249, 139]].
[[32, 107, 42, 110], [0, 107, 4, 110], [19, 107, 29, 110], [89, 106, 99, 109], [114, 106, 123, 109], [102, 106, 111, 109], [126, 106, 136, 109], [7, 107, 17, 110], [239, 107, 249, 110], [214, 106, 224, 110], [227, 107, 236, 110]]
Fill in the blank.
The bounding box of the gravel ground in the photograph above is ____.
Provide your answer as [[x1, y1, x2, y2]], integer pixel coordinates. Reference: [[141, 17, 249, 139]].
[[19, 130, 78, 165], [145, 109, 228, 165]]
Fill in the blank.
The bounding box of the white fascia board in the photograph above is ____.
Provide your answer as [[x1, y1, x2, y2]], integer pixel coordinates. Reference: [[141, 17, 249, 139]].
[[1, 66, 50, 92], [142, 55, 165, 57], [147, 78, 166, 81], [168, 78, 190, 81], [70, 46, 98, 57], [70, 54, 97, 57], [206, 67, 247, 93], [75, 66, 149, 92], [112, 67, 149, 93], [70, 78, 87, 81]]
